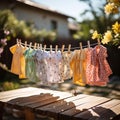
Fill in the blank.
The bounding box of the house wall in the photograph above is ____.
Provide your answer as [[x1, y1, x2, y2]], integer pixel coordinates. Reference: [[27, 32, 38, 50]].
[[0, 1, 70, 39]]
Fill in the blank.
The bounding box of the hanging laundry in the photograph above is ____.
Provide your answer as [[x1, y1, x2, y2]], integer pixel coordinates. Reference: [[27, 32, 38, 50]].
[[24, 48, 38, 82], [85, 47, 93, 85], [87, 45, 112, 86], [45, 50, 63, 84], [70, 48, 88, 86], [10, 44, 27, 78], [61, 51, 73, 80], [35, 49, 48, 84]]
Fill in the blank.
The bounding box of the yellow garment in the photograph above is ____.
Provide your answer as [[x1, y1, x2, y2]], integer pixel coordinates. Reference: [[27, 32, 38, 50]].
[[70, 49, 87, 86], [10, 44, 27, 78]]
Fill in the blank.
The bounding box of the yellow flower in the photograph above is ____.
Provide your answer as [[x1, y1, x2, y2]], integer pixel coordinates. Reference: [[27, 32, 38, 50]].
[[104, 3, 118, 14], [101, 31, 113, 44], [112, 22, 120, 34], [92, 30, 99, 39]]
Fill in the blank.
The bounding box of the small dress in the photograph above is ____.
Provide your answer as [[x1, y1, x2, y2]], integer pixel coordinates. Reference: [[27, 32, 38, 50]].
[[10, 44, 27, 78], [88, 45, 112, 86], [61, 51, 73, 80], [35, 50, 48, 84], [24, 48, 38, 82], [70, 48, 87, 86], [45, 50, 63, 84]]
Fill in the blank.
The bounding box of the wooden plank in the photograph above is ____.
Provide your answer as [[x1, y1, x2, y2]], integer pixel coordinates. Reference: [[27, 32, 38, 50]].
[[35, 94, 88, 118], [0, 89, 44, 102], [96, 104, 120, 120], [7, 93, 51, 105], [0, 87, 72, 120], [36, 95, 103, 119], [0, 87, 72, 103], [74, 99, 120, 120], [0, 87, 39, 99], [6, 93, 55, 110], [25, 91, 72, 109], [24, 107, 35, 120], [19, 94, 71, 107], [59, 96, 110, 120]]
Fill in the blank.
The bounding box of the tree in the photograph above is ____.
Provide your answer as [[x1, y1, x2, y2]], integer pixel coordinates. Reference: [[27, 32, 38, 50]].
[[0, 10, 57, 43], [73, 0, 119, 41], [92, 0, 120, 46]]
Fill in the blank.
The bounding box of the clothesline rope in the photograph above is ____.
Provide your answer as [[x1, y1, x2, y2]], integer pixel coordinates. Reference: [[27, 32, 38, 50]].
[[19, 40, 98, 51]]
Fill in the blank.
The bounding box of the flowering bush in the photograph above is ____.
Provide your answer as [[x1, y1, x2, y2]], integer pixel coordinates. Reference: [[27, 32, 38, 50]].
[[104, 0, 120, 14], [0, 30, 9, 56], [92, 21, 120, 45], [92, 0, 120, 47]]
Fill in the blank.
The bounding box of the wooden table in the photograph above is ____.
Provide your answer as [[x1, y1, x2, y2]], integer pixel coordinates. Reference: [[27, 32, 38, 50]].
[[0, 87, 120, 120]]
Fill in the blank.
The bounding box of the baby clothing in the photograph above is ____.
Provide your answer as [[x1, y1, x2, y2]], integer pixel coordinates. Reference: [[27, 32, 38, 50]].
[[70, 49, 87, 86], [10, 44, 27, 78], [61, 51, 73, 80], [24, 48, 38, 82], [88, 45, 112, 86], [45, 51, 63, 84], [10, 43, 112, 87], [35, 50, 48, 84]]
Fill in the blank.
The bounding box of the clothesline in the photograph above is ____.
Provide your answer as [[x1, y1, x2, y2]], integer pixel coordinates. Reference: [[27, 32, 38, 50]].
[[10, 40, 113, 87], [17, 39, 99, 51]]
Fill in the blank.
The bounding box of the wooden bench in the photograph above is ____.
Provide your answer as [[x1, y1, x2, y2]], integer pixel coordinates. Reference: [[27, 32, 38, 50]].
[[0, 87, 120, 120]]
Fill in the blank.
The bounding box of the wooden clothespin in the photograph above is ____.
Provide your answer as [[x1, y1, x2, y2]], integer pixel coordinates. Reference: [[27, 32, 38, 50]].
[[29, 42, 32, 48], [61, 45, 65, 53], [87, 41, 90, 49], [43, 45, 46, 51], [34, 43, 37, 49], [97, 39, 101, 46], [16, 39, 19, 45], [24, 41, 27, 48], [40, 44, 42, 50], [50, 45, 52, 53], [55, 45, 58, 53], [37, 43, 39, 49], [68, 44, 71, 53], [79, 42, 82, 50], [19, 39, 22, 46]]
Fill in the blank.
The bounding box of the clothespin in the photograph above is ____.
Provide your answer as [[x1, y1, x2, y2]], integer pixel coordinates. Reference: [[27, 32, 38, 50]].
[[87, 41, 90, 49], [37, 43, 40, 49], [43, 45, 46, 51], [68, 44, 71, 53], [34, 43, 37, 49], [55, 45, 58, 53], [29, 42, 32, 48], [40, 44, 42, 50], [97, 39, 101, 46], [19, 39, 22, 46], [24, 41, 27, 48], [16, 39, 19, 45], [50, 45, 52, 53], [61, 45, 65, 53], [79, 42, 82, 50]]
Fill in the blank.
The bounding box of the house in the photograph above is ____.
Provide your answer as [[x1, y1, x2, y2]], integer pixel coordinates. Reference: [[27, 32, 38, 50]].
[[0, 0, 75, 39]]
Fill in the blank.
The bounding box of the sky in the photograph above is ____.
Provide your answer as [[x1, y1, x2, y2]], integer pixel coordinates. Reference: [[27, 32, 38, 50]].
[[33, 0, 106, 22]]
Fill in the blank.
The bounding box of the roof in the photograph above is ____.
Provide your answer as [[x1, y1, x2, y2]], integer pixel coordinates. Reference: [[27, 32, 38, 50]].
[[16, 0, 74, 19], [68, 22, 79, 31]]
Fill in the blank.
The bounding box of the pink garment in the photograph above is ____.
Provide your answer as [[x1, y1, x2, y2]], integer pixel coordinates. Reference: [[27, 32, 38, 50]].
[[86, 45, 112, 86], [86, 48, 93, 85]]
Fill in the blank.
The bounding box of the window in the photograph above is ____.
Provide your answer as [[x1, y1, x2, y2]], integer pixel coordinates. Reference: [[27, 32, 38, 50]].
[[51, 20, 57, 31]]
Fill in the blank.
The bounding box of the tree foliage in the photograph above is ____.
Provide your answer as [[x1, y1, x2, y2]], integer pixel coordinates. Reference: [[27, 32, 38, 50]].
[[0, 10, 56, 42], [73, 0, 119, 41]]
